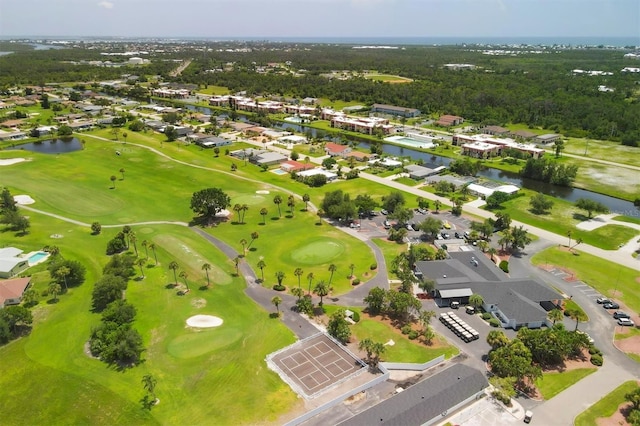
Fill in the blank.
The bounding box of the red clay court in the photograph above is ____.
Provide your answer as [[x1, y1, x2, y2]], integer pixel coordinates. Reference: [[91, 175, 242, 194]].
[[267, 333, 367, 399]]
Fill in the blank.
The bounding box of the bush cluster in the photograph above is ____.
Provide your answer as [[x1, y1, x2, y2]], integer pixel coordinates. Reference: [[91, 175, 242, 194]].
[[590, 353, 603, 366], [272, 284, 285, 291], [499, 260, 509, 273], [489, 318, 501, 327]]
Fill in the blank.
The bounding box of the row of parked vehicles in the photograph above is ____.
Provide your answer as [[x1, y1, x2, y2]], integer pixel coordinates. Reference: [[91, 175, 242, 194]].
[[597, 297, 634, 326], [439, 312, 480, 343]]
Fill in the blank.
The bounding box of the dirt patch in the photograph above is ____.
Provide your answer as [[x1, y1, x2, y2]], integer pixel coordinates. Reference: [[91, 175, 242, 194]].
[[635, 276, 640, 284], [615, 335, 640, 355], [595, 401, 634, 426]]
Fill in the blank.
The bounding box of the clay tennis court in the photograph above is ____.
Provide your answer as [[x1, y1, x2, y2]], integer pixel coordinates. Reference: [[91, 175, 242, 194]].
[[268, 333, 366, 399]]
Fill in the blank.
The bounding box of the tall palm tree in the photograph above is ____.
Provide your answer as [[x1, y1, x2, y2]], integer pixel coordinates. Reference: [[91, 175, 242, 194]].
[[247, 231, 259, 249], [294, 268, 303, 288], [239, 238, 247, 254], [119, 168, 125, 180], [168, 261, 179, 286], [142, 240, 149, 259], [110, 175, 117, 189], [257, 259, 266, 282], [260, 207, 268, 225], [130, 232, 138, 256], [271, 296, 282, 315], [179, 270, 190, 291], [291, 287, 304, 301], [328, 264, 337, 285], [273, 195, 283, 218], [136, 258, 146, 279], [434, 199, 441, 213], [349, 263, 356, 279], [233, 204, 242, 223], [240, 204, 249, 223], [314, 280, 329, 306], [48, 282, 62, 302], [287, 195, 296, 217], [202, 263, 211, 288], [567, 230, 572, 248], [149, 242, 158, 265], [548, 308, 564, 325], [302, 194, 310, 211], [55, 266, 70, 291], [275, 271, 285, 286], [306, 272, 315, 295]]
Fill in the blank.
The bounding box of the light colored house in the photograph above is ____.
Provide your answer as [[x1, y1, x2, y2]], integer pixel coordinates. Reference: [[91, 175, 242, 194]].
[[0, 277, 32, 308], [0, 248, 29, 279], [324, 142, 351, 157]]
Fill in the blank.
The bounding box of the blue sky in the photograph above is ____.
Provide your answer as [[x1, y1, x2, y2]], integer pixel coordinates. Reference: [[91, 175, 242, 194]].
[[0, 0, 638, 40]]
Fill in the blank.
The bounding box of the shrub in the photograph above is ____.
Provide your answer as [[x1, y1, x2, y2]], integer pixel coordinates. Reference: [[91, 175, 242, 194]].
[[590, 354, 603, 366], [408, 330, 419, 340], [588, 345, 602, 356], [492, 389, 511, 405], [352, 278, 361, 285], [499, 260, 509, 273], [401, 324, 412, 335], [489, 318, 500, 327], [370, 263, 377, 270], [272, 284, 285, 291], [482, 312, 492, 320], [351, 311, 360, 323]]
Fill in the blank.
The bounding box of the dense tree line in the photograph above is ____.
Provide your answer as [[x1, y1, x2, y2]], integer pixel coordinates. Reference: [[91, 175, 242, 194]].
[[520, 157, 579, 186]]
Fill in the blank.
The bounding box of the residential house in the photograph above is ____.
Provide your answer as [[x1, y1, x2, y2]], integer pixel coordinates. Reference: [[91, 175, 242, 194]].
[[324, 142, 351, 157], [197, 136, 231, 148], [371, 104, 421, 118], [250, 151, 288, 166], [280, 160, 314, 173], [452, 134, 544, 159], [478, 125, 510, 136], [297, 168, 338, 181], [0, 277, 32, 308], [436, 114, 465, 127], [405, 164, 441, 180], [338, 364, 488, 426], [0, 248, 30, 279]]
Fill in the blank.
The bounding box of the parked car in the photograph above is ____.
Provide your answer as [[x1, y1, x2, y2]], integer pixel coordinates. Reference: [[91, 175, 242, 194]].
[[603, 302, 620, 310], [417, 208, 427, 214], [577, 330, 595, 344], [618, 318, 635, 326], [524, 410, 534, 424], [465, 306, 476, 314], [406, 223, 414, 231], [596, 297, 611, 304], [613, 311, 630, 319], [443, 221, 451, 229], [454, 232, 461, 239], [450, 301, 460, 309], [441, 232, 450, 239], [381, 209, 388, 215]]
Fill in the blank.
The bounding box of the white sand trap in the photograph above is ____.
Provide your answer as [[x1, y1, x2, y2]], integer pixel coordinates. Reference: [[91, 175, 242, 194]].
[[14, 195, 35, 205], [256, 190, 270, 194], [0, 158, 26, 166], [186, 315, 223, 328]]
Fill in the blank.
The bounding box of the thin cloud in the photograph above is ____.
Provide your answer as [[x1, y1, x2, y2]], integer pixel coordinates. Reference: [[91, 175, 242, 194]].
[[97, 1, 114, 9]]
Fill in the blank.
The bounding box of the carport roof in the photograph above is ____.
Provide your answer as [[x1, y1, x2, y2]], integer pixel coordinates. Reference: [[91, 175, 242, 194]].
[[438, 288, 473, 298]]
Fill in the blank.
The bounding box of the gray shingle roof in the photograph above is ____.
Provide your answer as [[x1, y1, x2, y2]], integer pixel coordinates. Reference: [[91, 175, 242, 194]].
[[338, 364, 487, 426]]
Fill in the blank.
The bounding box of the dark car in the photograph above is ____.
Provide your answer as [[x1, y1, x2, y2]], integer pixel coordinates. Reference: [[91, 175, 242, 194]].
[[603, 302, 620, 310], [454, 232, 461, 239], [613, 311, 630, 319]]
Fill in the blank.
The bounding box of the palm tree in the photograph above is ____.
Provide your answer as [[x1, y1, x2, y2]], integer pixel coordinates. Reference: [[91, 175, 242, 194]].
[[55, 266, 70, 291], [434, 199, 442, 213], [239, 238, 247, 254], [294, 268, 303, 288], [477, 240, 489, 253], [47, 245, 61, 258], [110, 175, 117, 188], [271, 296, 282, 316], [287, 194, 296, 217], [349, 263, 356, 279], [142, 240, 149, 259], [548, 308, 564, 325], [257, 259, 266, 282], [119, 168, 125, 180], [233, 256, 240, 276], [306, 272, 315, 295], [48, 282, 62, 302], [247, 231, 259, 249], [130, 232, 138, 256], [469, 294, 484, 310], [328, 264, 337, 285], [233, 204, 242, 223], [314, 280, 329, 306], [570, 238, 583, 252], [202, 263, 211, 287], [149, 242, 158, 265], [136, 258, 146, 279], [359, 338, 374, 365], [179, 270, 190, 291], [122, 132, 128, 143], [291, 287, 304, 301], [275, 271, 286, 286], [302, 194, 310, 211], [567, 230, 572, 248], [142, 374, 157, 400], [168, 261, 179, 286], [568, 308, 588, 331], [240, 204, 249, 223], [273, 195, 283, 218], [260, 207, 268, 225], [487, 247, 498, 263]]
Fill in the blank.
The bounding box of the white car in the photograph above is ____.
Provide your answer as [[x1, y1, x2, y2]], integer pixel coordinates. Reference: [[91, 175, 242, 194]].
[[618, 318, 635, 327]]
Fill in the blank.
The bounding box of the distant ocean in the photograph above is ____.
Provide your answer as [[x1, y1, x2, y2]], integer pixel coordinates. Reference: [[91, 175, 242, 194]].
[[1, 35, 638, 47]]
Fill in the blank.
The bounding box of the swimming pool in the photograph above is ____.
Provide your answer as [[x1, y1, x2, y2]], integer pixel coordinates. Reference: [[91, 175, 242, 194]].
[[28, 251, 49, 264], [285, 116, 303, 123], [271, 169, 288, 175], [385, 136, 435, 149]]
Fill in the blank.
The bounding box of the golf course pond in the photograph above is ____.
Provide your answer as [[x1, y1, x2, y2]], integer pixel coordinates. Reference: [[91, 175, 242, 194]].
[[9, 138, 83, 154]]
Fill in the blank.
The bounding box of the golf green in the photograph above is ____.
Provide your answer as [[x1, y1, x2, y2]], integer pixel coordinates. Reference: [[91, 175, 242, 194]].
[[167, 327, 242, 359], [288, 238, 345, 265], [232, 194, 267, 206]]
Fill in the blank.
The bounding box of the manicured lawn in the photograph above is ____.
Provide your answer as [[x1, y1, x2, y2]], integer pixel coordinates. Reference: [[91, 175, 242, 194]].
[[196, 85, 231, 95], [575, 380, 639, 426], [372, 237, 407, 269], [317, 98, 366, 110], [394, 176, 420, 186], [490, 191, 640, 250], [531, 247, 640, 313], [364, 74, 413, 83], [614, 215, 640, 225], [535, 368, 597, 400], [0, 211, 299, 425]]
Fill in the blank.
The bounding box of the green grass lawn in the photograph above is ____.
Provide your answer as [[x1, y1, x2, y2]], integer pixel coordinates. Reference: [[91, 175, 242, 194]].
[[535, 368, 597, 400], [613, 215, 640, 225], [531, 246, 640, 313], [372, 238, 407, 269], [575, 380, 639, 426], [565, 137, 640, 168], [0, 211, 299, 425], [364, 74, 413, 83], [489, 191, 640, 250], [196, 85, 231, 95]]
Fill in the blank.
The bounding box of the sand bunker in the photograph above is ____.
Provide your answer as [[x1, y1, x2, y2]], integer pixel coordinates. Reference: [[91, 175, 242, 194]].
[[256, 190, 270, 194], [186, 315, 223, 328], [0, 158, 26, 166], [14, 195, 35, 205]]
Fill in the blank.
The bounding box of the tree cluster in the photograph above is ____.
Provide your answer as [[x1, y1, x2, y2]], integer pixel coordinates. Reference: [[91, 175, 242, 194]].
[[520, 157, 579, 187], [0, 305, 33, 345], [0, 187, 30, 234], [89, 299, 144, 367]]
